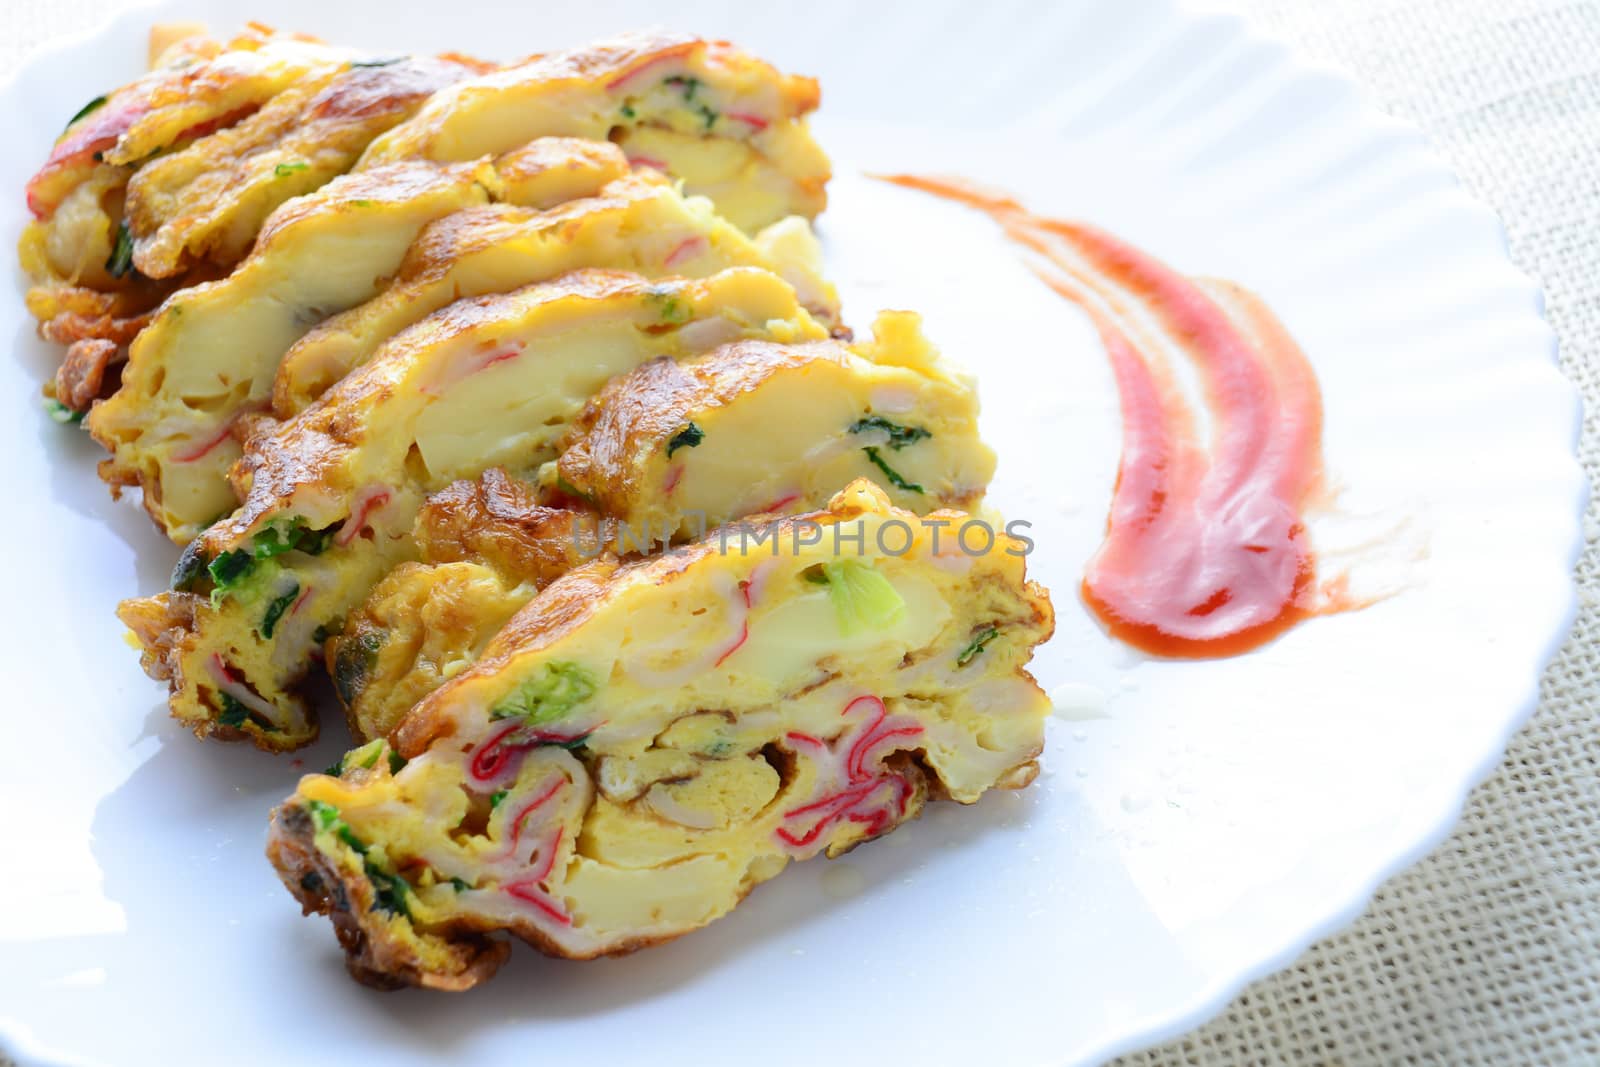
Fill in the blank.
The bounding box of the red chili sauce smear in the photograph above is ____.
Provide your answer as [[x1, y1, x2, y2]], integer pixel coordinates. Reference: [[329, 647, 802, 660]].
[[877, 174, 1333, 657]]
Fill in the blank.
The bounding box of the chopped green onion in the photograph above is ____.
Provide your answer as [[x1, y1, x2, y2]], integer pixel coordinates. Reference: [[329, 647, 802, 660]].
[[171, 540, 207, 591], [333, 631, 384, 707], [345, 738, 385, 771], [646, 287, 691, 324], [304, 799, 411, 917], [105, 221, 134, 278], [43, 398, 85, 425], [666, 421, 703, 457], [489, 790, 508, 809], [489, 661, 597, 726], [307, 799, 342, 832], [253, 516, 333, 558], [848, 415, 931, 450], [815, 559, 905, 636], [863, 446, 924, 494], [555, 476, 598, 507], [207, 548, 254, 593], [273, 160, 309, 177], [260, 582, 299, 639], [956, 625, 1001, 667], [664, 75, 701, 100], [64, 94, 108, 131], [216, 692, 249, 728]]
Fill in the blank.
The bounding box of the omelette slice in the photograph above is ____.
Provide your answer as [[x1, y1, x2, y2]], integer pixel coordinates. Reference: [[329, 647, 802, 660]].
[[24, 24, 351, 222], [272, 170, 839, 417], [87, 138, 633, 541], [19, 26, 351, 354], [267, 480, 1053, 989], [360, 31, 830, 232], [335, 314, 996, 741], [125, 54, 484, 278], [335, 469, 626, 742], [555, 310, 996, 540], [118, 268, 826, 749], [88, 159, 496, 540], [335, 469, 609, 742]]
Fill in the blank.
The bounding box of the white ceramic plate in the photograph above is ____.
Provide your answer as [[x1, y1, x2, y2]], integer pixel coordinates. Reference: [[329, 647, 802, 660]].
[[1, 2, 1583, 1064]]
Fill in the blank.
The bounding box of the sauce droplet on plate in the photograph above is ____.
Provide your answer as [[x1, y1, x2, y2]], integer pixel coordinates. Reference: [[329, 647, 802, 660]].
[[1050, 682, 1109, 720]]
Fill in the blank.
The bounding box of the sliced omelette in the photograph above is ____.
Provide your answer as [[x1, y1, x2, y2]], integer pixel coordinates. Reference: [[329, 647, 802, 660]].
[[555, 310, 996, 540], [88, 159, 497, 540], [335, 314, 997, 741], [332, 472, 611, 743], [360, 30, 829, 233], [125, 54, 484, 279], [88, 139, 637, 541], [24, 25, 351, 223], [21, 26, 359, 345], [117, 268, 826, 749], [272, 170, 839, 417], [267, 480, 1053, 989]]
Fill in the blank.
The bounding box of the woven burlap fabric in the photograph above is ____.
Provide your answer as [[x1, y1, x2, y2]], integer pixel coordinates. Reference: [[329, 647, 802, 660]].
[[1112, 1, 1600, 1063], [3, 2, 1596, 1064]]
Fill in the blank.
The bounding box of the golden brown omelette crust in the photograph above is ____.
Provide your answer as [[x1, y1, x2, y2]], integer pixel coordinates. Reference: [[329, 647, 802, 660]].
[[55, 338, 123, 412], [415, 468, 615, 585], [390, 485, 902, 758], [374, 174, 660, 285], [474, 31, 818, 119], [390, 558, 620, 759], [114, 591, 254, 744], [492, 137, 630, 206], [270, 751, 933, 988], [207, 269, 684, 559], [25, 266, 207, 355], [126, 55, 482, 276], [557, 340, 843, 508], [267, 800, 511, 990], [253, 157, 489, 250], [330, 561, 510, 740]]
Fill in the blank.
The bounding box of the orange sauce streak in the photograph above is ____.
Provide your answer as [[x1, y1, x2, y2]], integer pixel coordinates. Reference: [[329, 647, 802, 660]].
[[876, 173, 1337, 657]]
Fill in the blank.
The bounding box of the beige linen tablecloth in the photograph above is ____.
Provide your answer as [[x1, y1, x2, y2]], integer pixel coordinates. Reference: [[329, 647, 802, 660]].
[[4, 1, 1595, 1063]]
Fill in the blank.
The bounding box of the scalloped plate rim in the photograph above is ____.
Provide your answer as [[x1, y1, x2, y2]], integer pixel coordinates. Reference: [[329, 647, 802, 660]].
[[0, 2, 1584, 1065]]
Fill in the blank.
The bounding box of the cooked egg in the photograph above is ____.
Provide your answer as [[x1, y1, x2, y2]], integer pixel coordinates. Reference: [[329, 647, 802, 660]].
[[89, 159, 496, 541], [335, 470, 614, 742], [266, 480, 1053, 988], [337, 312, 996, 744], [272, 170, 841, 419], [118, 267, 826, 749], [89, 138, 648, 543], [125, 55, 480, 278], [556, 310, 995, 540], [361, 30, 829, 232]]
